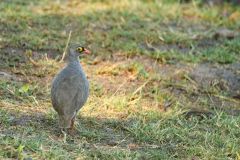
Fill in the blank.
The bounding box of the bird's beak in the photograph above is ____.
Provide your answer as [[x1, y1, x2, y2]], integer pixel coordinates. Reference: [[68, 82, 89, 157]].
[[83, 49, 91, 54]]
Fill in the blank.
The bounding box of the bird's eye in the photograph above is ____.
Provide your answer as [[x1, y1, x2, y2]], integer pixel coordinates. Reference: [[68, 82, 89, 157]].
[[77, 47, 83, 52]]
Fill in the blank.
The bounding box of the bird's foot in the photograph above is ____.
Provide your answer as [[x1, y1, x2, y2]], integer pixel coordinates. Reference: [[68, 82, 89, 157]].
[[60, 128, 67, 143]]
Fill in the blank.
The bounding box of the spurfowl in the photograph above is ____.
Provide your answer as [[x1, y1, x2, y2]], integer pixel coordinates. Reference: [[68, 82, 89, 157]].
[[51, 44, 90, 132]]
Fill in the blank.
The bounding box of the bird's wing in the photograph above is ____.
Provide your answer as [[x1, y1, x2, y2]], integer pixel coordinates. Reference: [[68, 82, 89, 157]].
[[51, 75, 80, 115]]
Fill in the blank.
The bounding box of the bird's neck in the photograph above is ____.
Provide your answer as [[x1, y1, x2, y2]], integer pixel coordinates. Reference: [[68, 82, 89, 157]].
[[67, 58, 80, 67]]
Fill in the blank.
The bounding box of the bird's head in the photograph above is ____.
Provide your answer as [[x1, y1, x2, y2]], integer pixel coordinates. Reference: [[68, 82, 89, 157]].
[[67, 43, 91, 62]]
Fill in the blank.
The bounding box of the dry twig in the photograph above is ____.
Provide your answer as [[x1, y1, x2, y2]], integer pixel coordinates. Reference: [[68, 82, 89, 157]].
[[60, 30, 72, 62]]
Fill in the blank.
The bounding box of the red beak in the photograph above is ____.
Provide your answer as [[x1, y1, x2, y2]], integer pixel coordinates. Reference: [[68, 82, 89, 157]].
[[84, 49, 91, 54]]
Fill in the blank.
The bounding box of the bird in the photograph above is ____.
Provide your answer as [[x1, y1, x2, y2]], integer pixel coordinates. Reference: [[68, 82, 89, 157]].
[[51, 44, 90, 132]]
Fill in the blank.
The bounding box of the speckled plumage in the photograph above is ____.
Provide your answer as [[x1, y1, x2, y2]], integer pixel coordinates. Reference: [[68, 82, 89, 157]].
[[51, 46, 89, 129]]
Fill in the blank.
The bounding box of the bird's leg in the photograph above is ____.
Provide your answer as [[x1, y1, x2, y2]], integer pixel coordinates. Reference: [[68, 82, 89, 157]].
[[68, 116, 76, 136], [70, 119, 74, 130], [70, 115, 76, 131]]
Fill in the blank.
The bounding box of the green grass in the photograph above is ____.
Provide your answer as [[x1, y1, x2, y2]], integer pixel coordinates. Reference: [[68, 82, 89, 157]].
[[0, 0, 240, 159], [1, 108, 240, 159]]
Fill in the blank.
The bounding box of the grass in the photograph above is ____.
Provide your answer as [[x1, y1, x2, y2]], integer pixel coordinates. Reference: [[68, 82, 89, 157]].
[[0, 0, 240, 159]]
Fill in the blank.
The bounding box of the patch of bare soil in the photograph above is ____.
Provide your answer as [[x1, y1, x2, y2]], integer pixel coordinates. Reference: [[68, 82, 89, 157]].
[[86, 54, 158, 95], [190, 63, 240, 98], [87, 53, 240, 110], [123, 57, 240, 112]]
